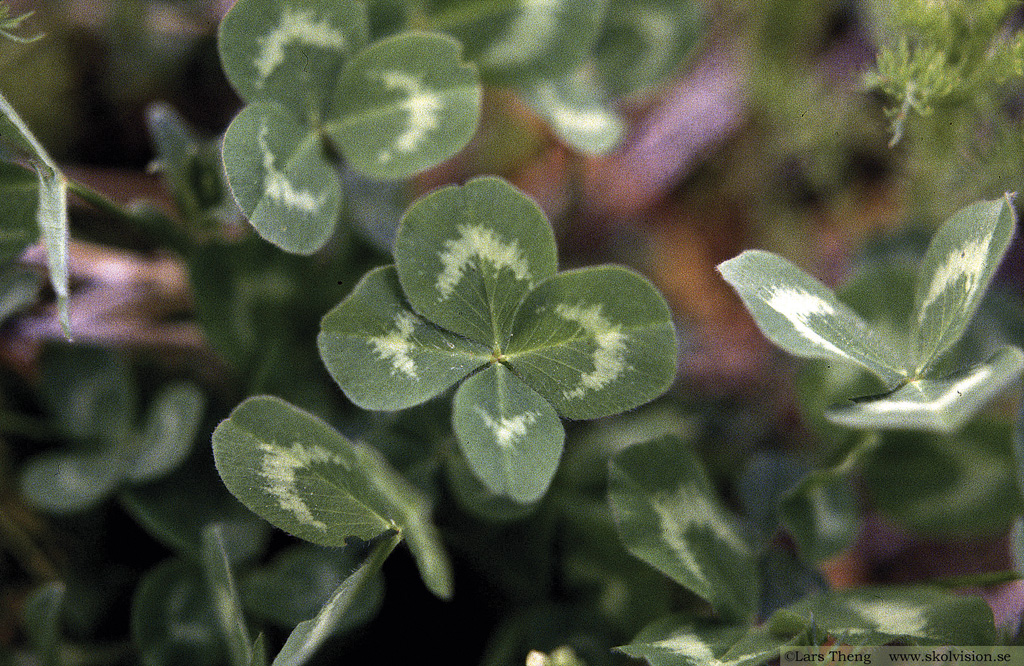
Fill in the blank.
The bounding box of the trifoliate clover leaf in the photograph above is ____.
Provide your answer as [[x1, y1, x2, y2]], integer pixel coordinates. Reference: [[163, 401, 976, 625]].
[[718, 194, 1022, 433], [608, 435, 759, 621], [218, 0, 369, 117], [423, 0, 608, 86], [219, 0, 481, 255], [319, 176, 678, 502], [212, 395, 453, 599]]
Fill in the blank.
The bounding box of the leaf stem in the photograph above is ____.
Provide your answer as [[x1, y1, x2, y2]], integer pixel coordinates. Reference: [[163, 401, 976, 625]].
[[834, 431, 882, 475], [66, 179, 163, 228]]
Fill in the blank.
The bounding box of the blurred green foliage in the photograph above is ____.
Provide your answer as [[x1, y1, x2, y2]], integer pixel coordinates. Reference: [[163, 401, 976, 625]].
[[0, 1, 1023, 666]]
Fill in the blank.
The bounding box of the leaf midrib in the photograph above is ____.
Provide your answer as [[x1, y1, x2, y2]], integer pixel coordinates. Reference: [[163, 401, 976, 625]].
[[324, 81, 477, 136], [252, 431, 394, 536], [504, 317, 669, 361]]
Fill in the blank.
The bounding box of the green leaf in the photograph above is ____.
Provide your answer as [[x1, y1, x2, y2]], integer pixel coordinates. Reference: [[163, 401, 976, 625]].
[[826, 346, 1024, 433], [128, 381, 206, 483], [120, 453, 272, 563], [779, 468, 859, 562], [621, 586, 997, 666], [618, 617, 772, 666], [0, 160, 39, 262], [19, 345, 141, 513], [19, 448, 125, 514], [318, 264, 490, 410], [594, 0, 704, 98], [393, 176, 557, 346], [913, 195, 1017, 373], [718, 249, 906, 387], [211, 395, 395, 544], [212, 396, 453, 598], [218, 0, 368, 117], [242, 543, 383, 629], [523, 64, 625, 155], [776, 434, 869, 562], [862, 420, 1023, 535], [146, 102, 237, 236], [351, 442, 454, 599], [251, 635, 269, 666], [608, 436, 758, 622], [39, 344, 135, 443], [507, 266, 678, 420], [328, 31, 480, 181], [782, 586, 997, 646], [132, 559, 226, 666], [425, 0, 609, 85], [451, 363, 564, 504], [22, 379, 202, 514], [23, 581, 64, 666], [222, 102, 341, 255], [0, 264, 42, 327], [202, 524, 253, 666], [271, 533, 398, 666], [0, 92, 70, 337]]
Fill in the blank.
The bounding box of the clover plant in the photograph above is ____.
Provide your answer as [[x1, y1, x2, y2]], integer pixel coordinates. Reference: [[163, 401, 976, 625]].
[[318, 176, 678, 502], [209, 176, 678, 629], [214, 0, 704, 257], [7, 2, 1024, 666], [218, 0, 482, 255], [17, 344, 206, 514], [718, 195, 1022, 434], [419, 0, 702, 154], [604, 431, 1005, 665], [591, 195, 1024, 665]]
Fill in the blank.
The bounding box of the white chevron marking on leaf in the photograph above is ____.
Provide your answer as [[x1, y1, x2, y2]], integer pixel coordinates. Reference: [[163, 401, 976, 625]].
[[764, 286, 854, 360], [368, 311, 420, 379], [533, 81, 620, 149], [258, 123, 325, 214], [435, 224, 533, 299], [258, 441, 343, 531], [918, 231, 994, 322], [847, 598, 930, 636], [656, 635, 717, 662], [555, 303, 629, 400], [474, 407, 538, 450], [373, 71, 443, 163], [651, 486, 748, 590], [254, 8, 348, 86]]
